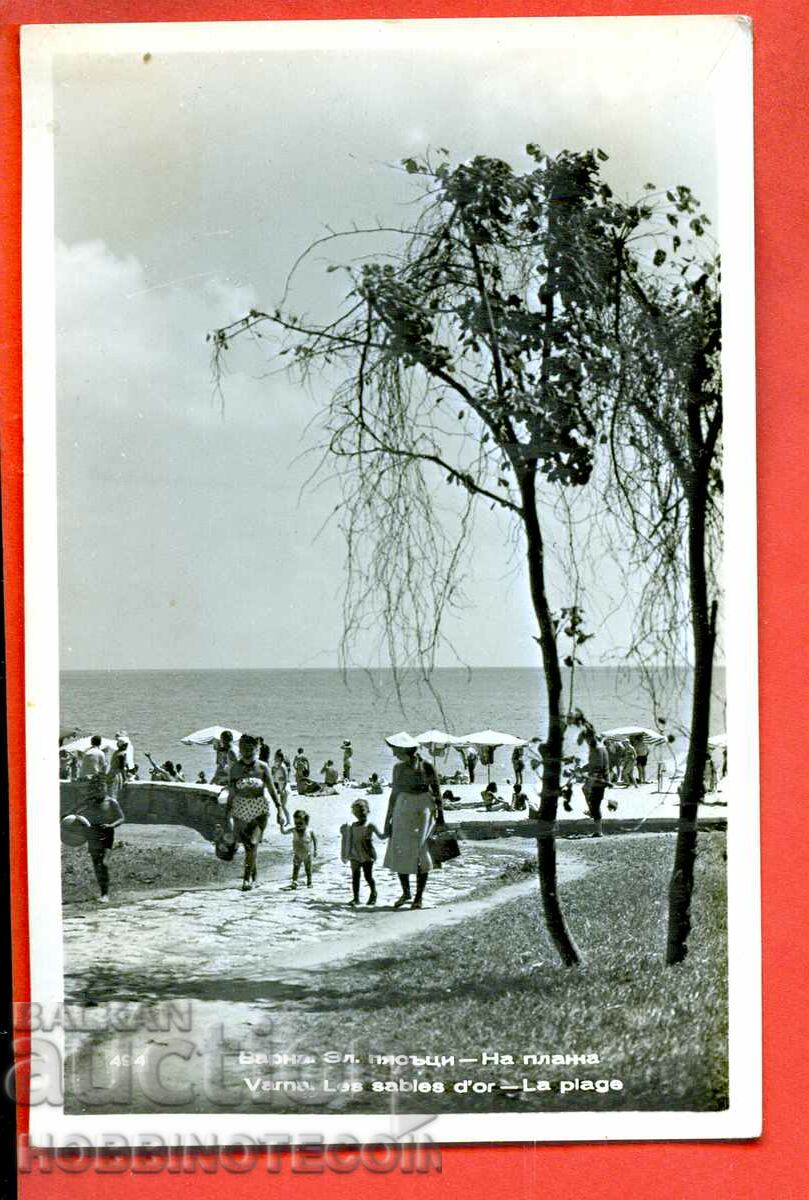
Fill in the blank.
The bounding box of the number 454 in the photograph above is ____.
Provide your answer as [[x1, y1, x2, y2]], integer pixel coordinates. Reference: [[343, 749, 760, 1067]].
[[108, 1053, 146, 1067]]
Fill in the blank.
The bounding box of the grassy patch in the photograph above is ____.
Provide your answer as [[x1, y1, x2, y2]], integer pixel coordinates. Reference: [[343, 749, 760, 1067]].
[[254, 832, 728, 1114]]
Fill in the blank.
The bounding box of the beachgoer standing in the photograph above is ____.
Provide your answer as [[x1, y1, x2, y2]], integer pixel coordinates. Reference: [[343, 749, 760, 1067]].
[[704, 752, 718, 794], [271, 749, 289, 806], [293, 748, 310, 792], [341, 740, 353, 783], [212, 730, 237, 786], [78, 734, 107, 801], [258, 737, 270, 764], [511, 745, 525, 790], [383, 733, 442, 910], [107, 733, 130, 802], [466, 749, 478, 784], [281, 809, 317, 888], [342, 798, 385, 906], [226, 734, 282, 892], [620, 739, 637, 787], [59, 745, 75, 781], [77, 789, 125, 903], [602, 739, 619, 787], [583, 727, 610, 837], [631, 733, 650, 784]]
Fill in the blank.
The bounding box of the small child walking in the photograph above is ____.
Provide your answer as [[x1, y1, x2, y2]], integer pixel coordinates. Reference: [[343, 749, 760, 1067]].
[[281, 809, 317, 888], [341, 799, 386, 907]]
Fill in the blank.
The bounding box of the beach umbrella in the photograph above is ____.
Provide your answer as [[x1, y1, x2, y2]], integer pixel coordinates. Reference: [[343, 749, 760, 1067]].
[[461, 730, 527, 747], [414, 729, 465, 770], [459, 730, 528, 783], [600, 726, 667, 746], [62, 734, 117, 755], [180, 725, 243, 747], [415, 729, 465, 747], [61, 734, 135, 769]]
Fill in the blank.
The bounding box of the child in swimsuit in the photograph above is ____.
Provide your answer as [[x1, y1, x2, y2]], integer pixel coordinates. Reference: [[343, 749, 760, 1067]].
[[342, 798, 386, 907], [281, 809, 317, 888]]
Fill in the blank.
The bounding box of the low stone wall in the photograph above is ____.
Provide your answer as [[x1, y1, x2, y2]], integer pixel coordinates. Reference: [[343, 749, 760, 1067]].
[[60, 780, 225, 842]]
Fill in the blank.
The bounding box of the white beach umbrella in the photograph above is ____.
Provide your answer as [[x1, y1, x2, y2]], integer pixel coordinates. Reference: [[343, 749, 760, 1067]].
[[180, 725, 242, 747], [61, 734, 135, 769], [414, 728, 466, 767], [459, 730, 528, 783], [461, 729, 528, 747], [415, 729, 466, 749], [600, 726, 667, 745], [62, 734, 117, 755]]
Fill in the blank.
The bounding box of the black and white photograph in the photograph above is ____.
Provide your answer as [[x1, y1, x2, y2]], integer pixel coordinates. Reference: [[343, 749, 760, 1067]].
[[22, 16, 759, 1144]]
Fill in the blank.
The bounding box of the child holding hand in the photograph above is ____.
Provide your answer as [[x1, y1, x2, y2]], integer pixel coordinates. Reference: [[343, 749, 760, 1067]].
[[341, 798, 386, 906], [281, 809, 317, 888]]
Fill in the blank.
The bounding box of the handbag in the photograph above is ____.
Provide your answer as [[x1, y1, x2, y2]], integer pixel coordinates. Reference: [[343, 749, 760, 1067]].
[[428, 820, 461, 864], [214, 818, 238, 862]]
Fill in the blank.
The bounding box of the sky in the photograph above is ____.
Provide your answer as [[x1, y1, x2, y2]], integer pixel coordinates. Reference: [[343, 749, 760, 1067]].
[[49, 17, 735, 670]]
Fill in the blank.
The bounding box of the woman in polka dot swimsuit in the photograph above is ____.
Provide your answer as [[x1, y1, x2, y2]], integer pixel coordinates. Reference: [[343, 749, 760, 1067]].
[[226, 733, 283, 891]]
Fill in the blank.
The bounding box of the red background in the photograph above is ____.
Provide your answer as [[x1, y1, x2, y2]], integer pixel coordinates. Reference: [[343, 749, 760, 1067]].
[[2, 3, 807, 1197]]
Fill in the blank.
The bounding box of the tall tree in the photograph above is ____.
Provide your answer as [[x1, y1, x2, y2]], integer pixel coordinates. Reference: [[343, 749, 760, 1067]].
[[212, 147, 623, 966], [599, 186, 722, 963]]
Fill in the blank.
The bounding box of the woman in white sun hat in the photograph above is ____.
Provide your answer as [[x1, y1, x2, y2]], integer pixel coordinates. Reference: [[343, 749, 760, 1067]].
[[382, 732, 443, 910]]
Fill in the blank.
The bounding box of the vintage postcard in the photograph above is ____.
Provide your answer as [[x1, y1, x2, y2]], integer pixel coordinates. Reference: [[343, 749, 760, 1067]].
[[19, 16, 759, 1148]]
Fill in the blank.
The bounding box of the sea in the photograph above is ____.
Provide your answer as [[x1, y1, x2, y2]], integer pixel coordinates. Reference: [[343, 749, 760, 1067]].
[[60, 666, 726, 787]]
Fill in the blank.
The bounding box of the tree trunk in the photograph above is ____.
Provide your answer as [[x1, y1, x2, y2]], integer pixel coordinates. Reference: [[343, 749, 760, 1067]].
[[519, 465, 580, 967], [666, 463, 717, 965]]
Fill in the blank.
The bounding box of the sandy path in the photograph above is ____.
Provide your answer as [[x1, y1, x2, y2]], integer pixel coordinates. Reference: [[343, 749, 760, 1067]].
[[61, 844, 593, 1114], [63, 832, 538, 1002]]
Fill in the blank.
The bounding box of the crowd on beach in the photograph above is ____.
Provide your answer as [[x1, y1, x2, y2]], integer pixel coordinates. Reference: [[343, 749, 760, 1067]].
[[61, 723, 725, 905], [62, 728, 459, 910]]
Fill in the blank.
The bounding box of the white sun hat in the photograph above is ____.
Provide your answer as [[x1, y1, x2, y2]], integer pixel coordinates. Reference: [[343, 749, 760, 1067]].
[[384, 731, 421, 749]]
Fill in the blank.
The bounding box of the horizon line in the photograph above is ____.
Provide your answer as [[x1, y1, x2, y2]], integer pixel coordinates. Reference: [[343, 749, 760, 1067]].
[[60, 662, 725, 673]]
